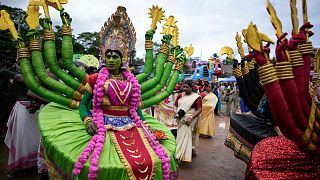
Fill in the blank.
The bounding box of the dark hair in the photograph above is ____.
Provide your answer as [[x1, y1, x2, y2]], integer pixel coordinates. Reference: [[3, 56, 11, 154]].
[[204, 81, 210, 87], [86, 66, 98, 75], [184, 80, 195, 92]]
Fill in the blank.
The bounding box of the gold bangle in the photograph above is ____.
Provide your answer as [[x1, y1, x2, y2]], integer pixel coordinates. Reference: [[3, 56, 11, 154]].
[[84, 116, 93, 125]]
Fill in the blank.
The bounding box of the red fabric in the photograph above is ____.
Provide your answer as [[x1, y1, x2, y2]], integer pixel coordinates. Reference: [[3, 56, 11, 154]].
[[200, 92, 206, 99], [288, 23, 314, 106], [264, 81, 303, 143], [273, 34, 311, 144], [278, 80, 308, 131], [292, 67, 311, 119], [174, 93, 182, 107], [174, 93, 202, 110], [113, 127, 154, 180], [275, 34, 288, 62], [103, 109, 129, 116], [195, 97, 202, 110], [245, 136, 320, 180], [252, 47, 304, 145], [274, 37, 308, 131], [303, 54, 312, 105], [88, 73, 98, 90]]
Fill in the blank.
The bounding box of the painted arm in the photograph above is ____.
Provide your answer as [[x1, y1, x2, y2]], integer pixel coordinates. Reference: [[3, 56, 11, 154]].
[[141, 54, 186, 109], [136, 30, 155, 83], [60, 10, 87, 88], [140, 34, 171, 93], [40, 18, 82, 92], [27, 30, 82, 101], [141, 46, 184, 100], [19, 49, 77, 107], [0, 10, 82, 108], [79, 91, 92, 120]]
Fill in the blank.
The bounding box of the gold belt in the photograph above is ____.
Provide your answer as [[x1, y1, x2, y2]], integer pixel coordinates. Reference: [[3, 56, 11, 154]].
[[102, 105, 129, 111]]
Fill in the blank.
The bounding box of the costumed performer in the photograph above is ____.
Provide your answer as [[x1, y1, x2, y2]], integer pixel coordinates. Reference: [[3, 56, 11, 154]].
[[37, 6, 177, 180]]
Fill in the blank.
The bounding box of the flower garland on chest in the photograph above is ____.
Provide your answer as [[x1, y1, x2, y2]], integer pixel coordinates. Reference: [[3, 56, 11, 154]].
[[72, 67, 170, 180]]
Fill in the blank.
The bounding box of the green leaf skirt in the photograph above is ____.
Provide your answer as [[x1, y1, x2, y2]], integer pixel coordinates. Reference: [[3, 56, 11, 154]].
[[38, 103, 178, 179]]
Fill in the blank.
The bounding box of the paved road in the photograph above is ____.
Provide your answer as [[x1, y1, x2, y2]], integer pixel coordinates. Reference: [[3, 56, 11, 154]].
[[178, 115, 246, 180]]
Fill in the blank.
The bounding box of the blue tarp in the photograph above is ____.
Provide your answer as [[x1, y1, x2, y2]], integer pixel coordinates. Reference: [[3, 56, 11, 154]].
[[218, 76, 236, 82]]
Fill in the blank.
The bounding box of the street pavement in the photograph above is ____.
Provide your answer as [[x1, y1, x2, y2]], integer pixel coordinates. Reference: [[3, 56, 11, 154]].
[[178, 115, 246, 180]]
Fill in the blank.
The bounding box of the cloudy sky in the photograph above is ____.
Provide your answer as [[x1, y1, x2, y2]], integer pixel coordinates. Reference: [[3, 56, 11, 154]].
[[2, 0, 320, 60]]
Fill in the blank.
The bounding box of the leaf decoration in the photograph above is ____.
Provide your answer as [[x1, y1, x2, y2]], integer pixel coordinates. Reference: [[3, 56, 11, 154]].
[[266, 0, 283, 38], [290, 0, 299, 34], [302, 0, 308, 24], [0, 10, 18, 40], [235, 32, 244, 59], [245, 22, 262, 52], [259, 32, 274, 44], [46, 0, 67, 11], [220, 46, 234, 59]]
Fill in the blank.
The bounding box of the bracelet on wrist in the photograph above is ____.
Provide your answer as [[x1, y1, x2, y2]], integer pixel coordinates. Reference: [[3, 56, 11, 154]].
[[84, 116, 93, 126]]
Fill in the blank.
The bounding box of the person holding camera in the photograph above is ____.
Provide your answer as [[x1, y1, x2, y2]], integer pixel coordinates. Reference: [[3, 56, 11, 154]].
[[174, 80, 202, 162]]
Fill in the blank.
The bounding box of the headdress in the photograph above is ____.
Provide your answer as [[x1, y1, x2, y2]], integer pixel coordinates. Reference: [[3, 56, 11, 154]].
[[100, 6, 136, 68]]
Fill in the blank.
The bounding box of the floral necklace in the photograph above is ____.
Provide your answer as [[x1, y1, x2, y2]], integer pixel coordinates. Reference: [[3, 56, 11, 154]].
[[73, 68, 171, 180]]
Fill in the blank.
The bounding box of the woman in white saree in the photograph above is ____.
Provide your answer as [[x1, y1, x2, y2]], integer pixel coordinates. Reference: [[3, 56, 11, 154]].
[[174, 80, 202, 162]]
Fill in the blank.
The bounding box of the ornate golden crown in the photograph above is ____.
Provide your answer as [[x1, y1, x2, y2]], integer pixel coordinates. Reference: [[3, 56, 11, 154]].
[[100, 6, 136, 67]]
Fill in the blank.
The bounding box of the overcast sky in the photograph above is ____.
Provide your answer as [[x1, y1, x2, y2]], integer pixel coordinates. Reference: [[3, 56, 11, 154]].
[[2, 0, 320, 60]]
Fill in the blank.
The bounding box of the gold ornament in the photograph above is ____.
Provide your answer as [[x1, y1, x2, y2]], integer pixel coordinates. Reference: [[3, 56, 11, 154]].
[[100, 6, 136, 68], [0, 10, 19, 41], [26, 0, 41, 29], [160, 15, 177, 36], [235, 32, 245, 59], [266, 0, 283, 39], [184, 44, 194, 57], [245, 22, 261, 52], [172, 25, 179, 47], [148, 5, 165, 31], [290, 0, 299, 34], [220, 46, 234, 59]]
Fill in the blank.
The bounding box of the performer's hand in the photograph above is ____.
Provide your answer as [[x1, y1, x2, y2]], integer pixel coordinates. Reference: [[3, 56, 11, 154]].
[[288, 22, 314, 49], [161, 34, 172, 44], [252, 50, 267, 66], [288, 32, 305, 50], [145, 29, 155, 40], [275, 33, 289, 62], [86, 121, 97, 135], [233, 60, 239, 69], [299, 22, 313, 37], [27, 101, 41, 114], [184, 117, 193, 126]]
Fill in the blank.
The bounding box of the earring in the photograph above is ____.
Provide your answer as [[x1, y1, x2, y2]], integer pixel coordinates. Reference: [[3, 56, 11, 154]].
[[120, 63, 126, 70]]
